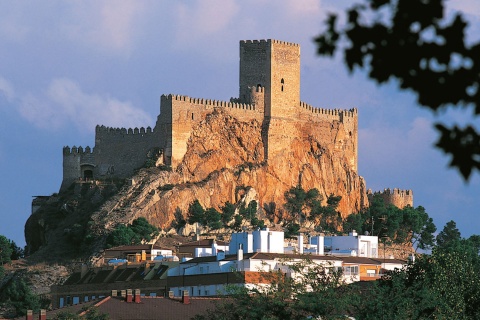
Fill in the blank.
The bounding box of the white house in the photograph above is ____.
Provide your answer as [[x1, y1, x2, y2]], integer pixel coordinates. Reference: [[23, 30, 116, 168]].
[[317, 231, 379, 258]]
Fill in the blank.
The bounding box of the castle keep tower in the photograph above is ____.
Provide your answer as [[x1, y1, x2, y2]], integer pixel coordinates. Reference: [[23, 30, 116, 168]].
[[239, 39, 300, 119]]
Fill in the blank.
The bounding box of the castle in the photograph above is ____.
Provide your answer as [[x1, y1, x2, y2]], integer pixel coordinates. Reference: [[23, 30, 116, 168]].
[[60, 39, 412, 208]]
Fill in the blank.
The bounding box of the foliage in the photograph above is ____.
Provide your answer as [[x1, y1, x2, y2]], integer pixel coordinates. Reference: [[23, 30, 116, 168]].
[[232, 215, 244, 231], [284, 223, 301, 239], [220, 202, 236, 226], [9, 240, 24, 260], [436, 219, 461, 249], [356, 242, 480, 319], [315, 0, 480, 180], [172, 207, 186, 231], [0, 235, 13, 264], [284, 186, 323, 225], [84, 307, 110, 320], [342, 194, 436, 250], [238, 200, 264, 229], [187, 200, 206, 225], [0, 277, 41, 316], [194, 259, 355, 320], [204, 208, 223, 230], [144, 147, 161, 168], [106, 217, 158, 248], [309, 194, 343, 233], [130, 217, 159, 242]]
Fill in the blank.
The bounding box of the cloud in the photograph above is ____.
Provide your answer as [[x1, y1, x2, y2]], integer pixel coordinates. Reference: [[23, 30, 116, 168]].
[[19, 78, 153, 131], [59, 0, 147, 54], [0, 77, 15, 102], [359, 116, 436, 187], [174, 0, 239, 42]]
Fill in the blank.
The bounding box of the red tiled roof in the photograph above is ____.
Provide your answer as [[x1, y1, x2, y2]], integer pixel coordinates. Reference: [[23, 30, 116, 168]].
[[96, 296, 218, 319], [41, 296, 219, 320]]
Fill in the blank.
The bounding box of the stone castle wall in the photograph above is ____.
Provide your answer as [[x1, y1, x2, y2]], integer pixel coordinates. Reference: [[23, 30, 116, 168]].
[[157, 94, 264, 168], [60, 39, 359, 191], [367, 188, 413, 209]]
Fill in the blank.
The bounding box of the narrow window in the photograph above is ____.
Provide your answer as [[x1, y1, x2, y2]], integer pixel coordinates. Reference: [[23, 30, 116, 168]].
[[281, 78, 285, 92], [257, 84, 262, 90]]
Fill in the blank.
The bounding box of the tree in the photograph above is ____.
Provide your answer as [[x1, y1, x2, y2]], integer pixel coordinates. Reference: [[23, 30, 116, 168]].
[[221, 202, 236, 227], [436, 220, 461, 248], [105, 218, 158, 248], [187, 200, 206, 225], [129, 217, 159, 243], [309, 194, 342, 233], [316, 0, 480, 180], [9, 240, 24, 260], [357, 243, 480, 319], [0, 235, 13, 265], [172, 207, 186, 231], [204, 208, 222, 230], [0, 278, 41, 316], [193, 259, 356, 320], [284, 186, 323, 225]]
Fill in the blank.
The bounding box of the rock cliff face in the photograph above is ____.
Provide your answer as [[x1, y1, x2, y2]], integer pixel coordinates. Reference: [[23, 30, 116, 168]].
[[25, 108, 368, 256], [91, 108, 368, 231]]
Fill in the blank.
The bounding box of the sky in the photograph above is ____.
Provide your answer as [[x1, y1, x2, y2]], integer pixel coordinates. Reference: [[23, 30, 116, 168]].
[[1, 0, 479, 247]]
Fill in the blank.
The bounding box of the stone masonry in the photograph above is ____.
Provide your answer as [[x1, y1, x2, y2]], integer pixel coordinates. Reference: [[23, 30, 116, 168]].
[[61, 39, 358, 192]]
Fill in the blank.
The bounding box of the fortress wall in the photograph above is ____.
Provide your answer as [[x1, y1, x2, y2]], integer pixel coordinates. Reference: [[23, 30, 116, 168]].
[[270, 40, 300, 119], [159, 94, 263, 167], [298, 103, 358, 171], [368, 188, 414, 209], [93, 125, 158, 178]]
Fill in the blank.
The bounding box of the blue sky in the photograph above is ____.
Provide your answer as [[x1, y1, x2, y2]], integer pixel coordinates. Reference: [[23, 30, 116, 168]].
[[1, 0, 479, 247]]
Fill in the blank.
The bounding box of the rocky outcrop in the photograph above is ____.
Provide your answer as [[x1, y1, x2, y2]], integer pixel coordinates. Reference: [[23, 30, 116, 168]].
[[89, 108, 368, 232], [25, 108, 368, 257]]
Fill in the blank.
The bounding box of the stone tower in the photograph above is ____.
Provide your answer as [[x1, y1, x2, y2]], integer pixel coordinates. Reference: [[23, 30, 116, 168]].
[[239, 39, 300, 119], [239, 40, 301, 160]]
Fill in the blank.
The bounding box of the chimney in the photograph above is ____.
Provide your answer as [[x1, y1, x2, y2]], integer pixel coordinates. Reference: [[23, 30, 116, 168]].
[[182, 290, 190, 304], [39, 309, 46, 320], [121, 289, 126, 298], [126, 289, 133, 302], [168, 291, 174, 299], [211, 239, 218, 256], [298, 233, 304, 254], [111, 289, 117, 297], [26, 310, 33, 320], [134, 289, 141, 303], [238, 244, 243, 261], [316, 235, 324, 255]]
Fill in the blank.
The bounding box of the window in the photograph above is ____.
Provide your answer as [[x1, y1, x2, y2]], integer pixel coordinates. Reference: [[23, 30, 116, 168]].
[[281, 78, 285, 92], [343, 265, 359, 276]]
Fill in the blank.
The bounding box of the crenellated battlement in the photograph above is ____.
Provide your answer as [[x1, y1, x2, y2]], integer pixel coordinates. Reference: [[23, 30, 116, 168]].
[[368, 188, 413, 197], [161, 94, 257, 111], [60, 38, 362, 193], [299, 101, 357, 118], [63, 146, 93, 155], [95, 125, 153, 135], [240, 39, 300, 47], [367, 188, 414, 209]]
